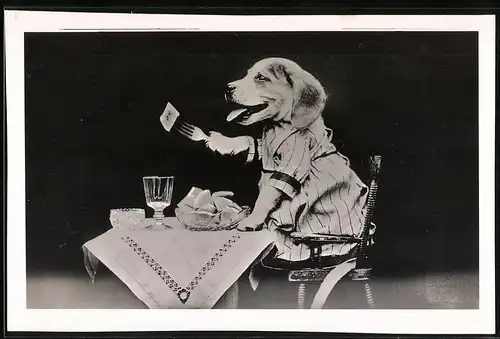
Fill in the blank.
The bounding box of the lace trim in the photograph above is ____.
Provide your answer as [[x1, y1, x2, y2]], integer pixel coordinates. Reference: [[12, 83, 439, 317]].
[[121, 234, 241, 304]]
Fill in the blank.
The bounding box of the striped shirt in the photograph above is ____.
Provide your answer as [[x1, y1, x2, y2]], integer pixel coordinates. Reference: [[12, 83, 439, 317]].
[[245, 117, 369, 262]]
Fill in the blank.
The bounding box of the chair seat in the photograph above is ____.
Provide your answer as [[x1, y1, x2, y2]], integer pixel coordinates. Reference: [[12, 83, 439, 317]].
[[287, 266, 373, 282], [261, 246, 358, 272], [288, 267, 333, 282], [290, 232, 362, 245], [260, 243, 375, 283]]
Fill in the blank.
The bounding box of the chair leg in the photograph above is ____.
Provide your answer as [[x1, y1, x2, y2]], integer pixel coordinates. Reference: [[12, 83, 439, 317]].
[[297, 283, 306, 309], [364, 281, 375, 308], [311, 258, 356, 309]]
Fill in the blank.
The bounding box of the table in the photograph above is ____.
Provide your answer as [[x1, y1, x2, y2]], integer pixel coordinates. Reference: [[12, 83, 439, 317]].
[[82, 217, 275, 309]]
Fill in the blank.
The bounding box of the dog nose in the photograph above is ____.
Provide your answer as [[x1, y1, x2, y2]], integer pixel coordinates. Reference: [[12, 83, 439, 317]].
[[225, 84, 235, 98]]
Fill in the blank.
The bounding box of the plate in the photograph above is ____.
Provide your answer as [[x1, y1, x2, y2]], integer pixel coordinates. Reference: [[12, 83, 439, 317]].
[[175, 206, 250, 231]]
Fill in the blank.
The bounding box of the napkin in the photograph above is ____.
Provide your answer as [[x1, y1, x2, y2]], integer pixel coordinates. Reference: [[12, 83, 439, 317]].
[[82, 226, 274, 309]]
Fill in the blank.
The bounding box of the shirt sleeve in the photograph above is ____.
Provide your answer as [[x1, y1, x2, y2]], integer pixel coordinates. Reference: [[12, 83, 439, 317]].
[[266, 131, 311, 198]]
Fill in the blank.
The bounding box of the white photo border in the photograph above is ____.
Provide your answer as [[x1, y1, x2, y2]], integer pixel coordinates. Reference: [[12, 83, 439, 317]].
[[5, 11, 496, 334]]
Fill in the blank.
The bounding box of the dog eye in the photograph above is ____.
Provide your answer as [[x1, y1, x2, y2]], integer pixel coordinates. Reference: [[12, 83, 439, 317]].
[[254, 74, 270, 82]]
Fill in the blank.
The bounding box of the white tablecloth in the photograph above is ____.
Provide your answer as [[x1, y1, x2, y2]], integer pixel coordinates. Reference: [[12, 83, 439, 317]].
[[82, 217, 275, 309]]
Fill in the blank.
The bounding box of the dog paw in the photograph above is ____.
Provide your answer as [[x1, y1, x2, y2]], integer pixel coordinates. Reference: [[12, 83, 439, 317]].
[[206, 132, 250, 156], [237, 215, 265, 232]]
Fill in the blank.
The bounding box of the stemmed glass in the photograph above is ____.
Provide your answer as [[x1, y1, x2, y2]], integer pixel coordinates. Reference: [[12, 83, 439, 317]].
[[143, 176, 174, 229]]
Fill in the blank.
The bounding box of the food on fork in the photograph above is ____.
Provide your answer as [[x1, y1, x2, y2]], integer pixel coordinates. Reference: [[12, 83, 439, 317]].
[[159, 102, 180, 132], [159, 102, 208, 142]]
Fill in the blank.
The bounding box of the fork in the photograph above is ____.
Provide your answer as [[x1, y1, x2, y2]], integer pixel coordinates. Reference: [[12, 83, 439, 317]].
[[177, 122, 209, 142]]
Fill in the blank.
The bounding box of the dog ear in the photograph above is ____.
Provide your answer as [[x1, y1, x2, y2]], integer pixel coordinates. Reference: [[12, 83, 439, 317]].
[[290, 70, 327, 129], [275, 64, 295, 89]]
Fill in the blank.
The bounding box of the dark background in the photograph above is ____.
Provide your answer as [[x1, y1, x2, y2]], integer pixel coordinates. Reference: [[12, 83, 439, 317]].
[[25, 32, 478, 277]]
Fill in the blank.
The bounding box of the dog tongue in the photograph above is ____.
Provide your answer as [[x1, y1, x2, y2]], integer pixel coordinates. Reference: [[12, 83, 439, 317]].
[[227, 108, 247, 122]]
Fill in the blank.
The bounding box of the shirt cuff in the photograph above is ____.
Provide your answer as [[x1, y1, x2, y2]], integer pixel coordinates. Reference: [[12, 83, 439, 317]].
[[245, 136, 255, 163], [245, 137, 261, 164], [268, 172, 301, 198], [256, 138, 262, 161]]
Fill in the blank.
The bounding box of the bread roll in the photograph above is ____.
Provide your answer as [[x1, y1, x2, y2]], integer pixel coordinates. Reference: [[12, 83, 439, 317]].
[[194, 189, 212, 210], [213, 197, 233, 211], [178, 187, 202, 210], [198, 203, 217, 214], [212, 191, 234, 198]]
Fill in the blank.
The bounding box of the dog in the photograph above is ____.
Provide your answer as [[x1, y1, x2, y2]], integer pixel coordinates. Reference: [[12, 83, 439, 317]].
[[205, 57, 369, 262]]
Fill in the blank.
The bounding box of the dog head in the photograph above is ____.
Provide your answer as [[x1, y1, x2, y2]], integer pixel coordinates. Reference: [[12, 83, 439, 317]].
[[224, 57, 327, 129]]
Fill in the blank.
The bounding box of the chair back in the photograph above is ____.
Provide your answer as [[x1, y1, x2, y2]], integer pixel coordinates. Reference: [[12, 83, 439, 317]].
[[356, 155, 382, 268]]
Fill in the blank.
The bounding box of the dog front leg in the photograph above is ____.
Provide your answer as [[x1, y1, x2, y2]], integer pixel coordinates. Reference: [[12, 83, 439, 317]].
[[205, 131, 252, 156], [237, 185, 284, 231]]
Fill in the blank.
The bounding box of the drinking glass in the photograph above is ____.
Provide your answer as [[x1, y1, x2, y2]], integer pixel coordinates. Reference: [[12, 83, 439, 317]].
[[143, 176, 174, 228]]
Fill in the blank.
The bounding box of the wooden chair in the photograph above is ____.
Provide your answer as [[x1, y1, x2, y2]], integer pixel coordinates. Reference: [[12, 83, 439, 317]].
[[261, 155, 382, 309]]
